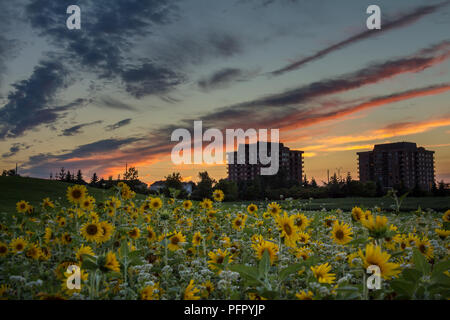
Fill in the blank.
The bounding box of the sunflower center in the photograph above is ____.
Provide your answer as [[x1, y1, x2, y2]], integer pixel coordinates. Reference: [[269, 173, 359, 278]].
[[419, 244, 426, 253], [86, 224, 98, 235], [0, 246, 6, 253], [171, 236, 180, 245], [296, 219, 303, 227], [16, 244, 24, 251], [335, 230, 344, 240], [283, 223, 292, 235], [235, 219, 242, 226], [217, 256, 224, 264], [72, 190, 82, 199]]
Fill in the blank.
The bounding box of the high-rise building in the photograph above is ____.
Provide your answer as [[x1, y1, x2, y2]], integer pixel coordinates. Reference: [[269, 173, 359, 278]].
[[227, 142, 304, 182], [357, 142, 435, 190]]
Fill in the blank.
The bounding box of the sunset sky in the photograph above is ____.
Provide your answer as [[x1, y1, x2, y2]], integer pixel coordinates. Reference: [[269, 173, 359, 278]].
[[0, 0, 449, 185]]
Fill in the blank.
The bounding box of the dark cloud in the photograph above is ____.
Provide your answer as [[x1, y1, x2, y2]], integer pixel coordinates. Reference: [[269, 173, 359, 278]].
[[198, 68, 258, 91], [25, 0, 184, 98], [0, 60, 86, 139], [23, 137, 142, 176], [61, 120, 103, 136], [2, 143, 30, 158], [151, 31, 243, 68], [121, 61, 185, 98], [105, 118, 132, 131], [271, 1, 450, 76], [96, 96, 137, 111], [195, 41, 450, 128]]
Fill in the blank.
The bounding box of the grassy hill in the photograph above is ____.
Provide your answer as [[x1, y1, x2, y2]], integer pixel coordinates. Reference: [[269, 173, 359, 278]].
[[0, 176, 145, 213], [0, 176, 448, 214]]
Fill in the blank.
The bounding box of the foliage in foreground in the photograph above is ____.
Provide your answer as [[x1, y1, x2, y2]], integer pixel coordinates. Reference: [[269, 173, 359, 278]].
[[0, 183, 449, 300]]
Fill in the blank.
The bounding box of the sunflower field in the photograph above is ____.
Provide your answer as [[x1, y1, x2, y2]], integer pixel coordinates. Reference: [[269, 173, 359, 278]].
[[0, 183, 449, 300]]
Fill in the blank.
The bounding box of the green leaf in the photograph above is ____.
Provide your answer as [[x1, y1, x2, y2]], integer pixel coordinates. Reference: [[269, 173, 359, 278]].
[[279, 263, 305, 281], [258, 250, 270, 278], [348, 237, 369, 246], [81, 255, 98, 271], [229, 264, 260, 282], [119, 239, 129, 260], [390, 279, 415, 298], [402, 268, 422, 283], [128, 250, 144, 266], [431, 259, 450, 280], [412, 248, 430, 275]]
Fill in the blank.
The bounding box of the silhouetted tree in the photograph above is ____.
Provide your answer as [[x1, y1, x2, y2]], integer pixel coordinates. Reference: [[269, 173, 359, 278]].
[[90, 172, 99, 185], [58, 167, 66, 181], [124, 166, 139, 180]]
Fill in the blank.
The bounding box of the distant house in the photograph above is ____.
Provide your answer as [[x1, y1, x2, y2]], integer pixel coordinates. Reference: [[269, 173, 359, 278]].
[[149, 180, 165, 192], [182, 181, 195, 195]]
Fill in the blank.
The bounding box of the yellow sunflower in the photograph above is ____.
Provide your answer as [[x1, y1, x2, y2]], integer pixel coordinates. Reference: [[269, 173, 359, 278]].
[[80, 196, 95, 211], [267, 202, 281, 215], [10, 237, 27, 253], [247, 204, 258, 215], [60, 232, 73, 245], [324, 215, 337, 227], [208, 249, 232, 272], [212, 189, 225, 202], [104, 251, 120, 272], [192, 231, 203, 246], [296, 290, 314, 300], [41, 197, 55, 209], [98, 221, 115, 243], [128, 227, 141, 240], [351, 206, 364, 221], [331, 220, 353, 245], [293, 213, 309, 231], [168, 231, 186, 251], [26, 243, 42, 260], [0, 241, 8, 257], [232, 216, 246, 231], [361, 215, 389, 237], [184, 279, 200, 300], [67, 185, 87, 204], [297, 232, 310, 245], [76, 244, 94, 262], [252, 238, 279, 264], [182, 200, 193, 210], [311, 263, 336, 284], [16, 200, 29, 213], [200, 198, 213, 210], [201, 280, 215, 298], [141, 283, 160, 300], [80, 221, 104, 242], [442, 210, 450, 222], [146, 226, 157, 243], [435, 228, 450, 240], [150, 197, 163, 211], [416, 237, 434, 261], [358, 244, 401, 280], [275, 212, 298, 247]]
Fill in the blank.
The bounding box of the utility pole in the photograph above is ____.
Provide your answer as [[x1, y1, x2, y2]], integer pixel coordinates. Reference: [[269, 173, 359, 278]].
[[16, 163, 18, 176], [327, 169, 329, 184]]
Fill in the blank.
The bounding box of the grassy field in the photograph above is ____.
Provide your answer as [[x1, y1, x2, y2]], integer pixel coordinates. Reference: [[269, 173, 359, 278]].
[[0, 176, 145, 213], [0, 176, 448, 213]]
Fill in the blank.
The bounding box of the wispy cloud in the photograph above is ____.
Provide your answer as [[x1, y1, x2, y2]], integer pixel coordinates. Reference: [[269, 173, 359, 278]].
[[0, 59, 90, 139], [198, 67, 259, 91], [105, 118, 132, 131], [2, 142, 30, 158], [61, 120, 103, 137], [270, 1, 450, 76]]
